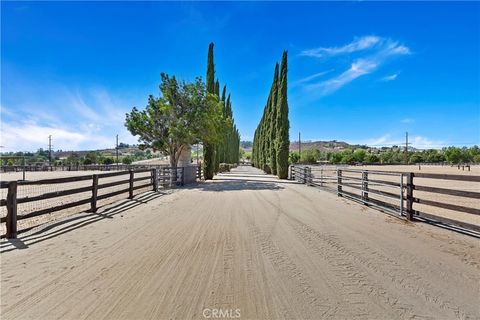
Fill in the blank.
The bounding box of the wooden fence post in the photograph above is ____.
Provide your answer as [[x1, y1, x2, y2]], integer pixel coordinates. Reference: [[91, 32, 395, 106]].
[[129, 170, 134, 199], [152, 168, 159, 192], [320, 168, 324, 187], [91, 174, 98, 212], [362, 171, 369, 205], [6, 181, 18, 239], [337, 169, 342, 197], [303, 167, 308, 184], [406, 172, 414, 221]]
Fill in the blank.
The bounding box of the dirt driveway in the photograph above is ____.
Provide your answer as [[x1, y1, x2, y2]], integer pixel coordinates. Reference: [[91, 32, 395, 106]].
[[1, 166, 479, 319]]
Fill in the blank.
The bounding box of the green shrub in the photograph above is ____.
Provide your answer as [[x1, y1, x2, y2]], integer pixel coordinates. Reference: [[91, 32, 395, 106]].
[[122, 156, 133, 165], [103, 157, 114, 165], [219, 163, 231, 173]]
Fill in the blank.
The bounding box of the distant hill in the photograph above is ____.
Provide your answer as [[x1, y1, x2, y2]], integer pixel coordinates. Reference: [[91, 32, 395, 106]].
[[52, 145, 156, 159], [240, 141, 252, 150], [289, 140, 368, 152], [53, 140, 368, 157], [241, 140, 366, 152]]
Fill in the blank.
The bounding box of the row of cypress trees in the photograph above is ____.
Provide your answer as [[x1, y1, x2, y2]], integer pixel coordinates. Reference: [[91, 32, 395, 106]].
[[204, 43, 241, 180], [252, 51, 290, 179]]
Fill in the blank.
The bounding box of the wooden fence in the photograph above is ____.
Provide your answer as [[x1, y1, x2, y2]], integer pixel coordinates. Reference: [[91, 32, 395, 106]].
[[1, 164, 165, 173], [1, 165, 201, 239], [290, 165, 480, 234]]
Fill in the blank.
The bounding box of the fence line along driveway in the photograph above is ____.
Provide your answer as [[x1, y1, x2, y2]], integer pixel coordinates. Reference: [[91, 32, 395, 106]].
[[290, 165, 480, 235], [1, 166, 478, 319]]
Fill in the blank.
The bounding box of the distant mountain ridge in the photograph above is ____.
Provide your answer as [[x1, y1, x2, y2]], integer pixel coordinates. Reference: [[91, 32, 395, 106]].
[[240, 140, 364, 152]]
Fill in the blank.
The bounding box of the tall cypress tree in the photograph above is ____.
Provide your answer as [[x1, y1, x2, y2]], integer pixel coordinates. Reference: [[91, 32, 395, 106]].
[[206, 43, 215, 94], [213, 79, 220, 173], [221, 86, 227, 116], [204, 42, 216, 180], [268, 63, 279, 175], [225, 94, 232, 163], [275, 51, 290, 179], [215, 79, 220, 96], [202, 43, 241, 170], [218, 85, 227, 163]]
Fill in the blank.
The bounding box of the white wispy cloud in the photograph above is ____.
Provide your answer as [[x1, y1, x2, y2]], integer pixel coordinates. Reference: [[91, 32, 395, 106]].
[[1, 84, 139, 152], [0, 104, 17, 119], [291, 70, 333, 87], [361, 134, 445, 149], [301, 36, 410, 96], [411, 136, 446, 149], [306, 59, 377, 94], [300, 35, 381, 58], [401, 118, 415, 124], [381, 73, 399, 82]]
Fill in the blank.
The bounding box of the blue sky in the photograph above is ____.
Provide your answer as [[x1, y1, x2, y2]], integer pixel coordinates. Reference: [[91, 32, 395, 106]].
[[1, 1, 479, 152]]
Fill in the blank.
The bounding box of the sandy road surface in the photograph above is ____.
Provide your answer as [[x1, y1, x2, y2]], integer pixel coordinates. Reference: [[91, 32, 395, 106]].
[[1, 166, 479, 319]]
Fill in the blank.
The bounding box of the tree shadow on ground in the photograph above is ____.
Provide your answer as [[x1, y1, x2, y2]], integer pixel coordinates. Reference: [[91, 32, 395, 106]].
[[223, 176, 301, 184], [0, 191, 166, 253], [184, 176, 301, 192], [217, 173, 272, 179]]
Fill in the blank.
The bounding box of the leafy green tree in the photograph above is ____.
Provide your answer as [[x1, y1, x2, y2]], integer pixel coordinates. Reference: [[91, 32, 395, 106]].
[[84, 152, 99, 164], [122, 156, 133, 165], [300, 148, 320, 164], [365, 153, 380, 164], [341, 153, 356, 165], [353, 149, 367, 163], [103, 157, 114, 165], [239, 148, 246, 160], [409, 153, 423, 164], [66, 153, 81, 165], [125, 73, 210, 169], [288, 151, 300, 164], [444, 147, 463, 164]]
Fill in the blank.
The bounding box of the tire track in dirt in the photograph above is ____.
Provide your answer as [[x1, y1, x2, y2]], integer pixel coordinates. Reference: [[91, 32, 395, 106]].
[[283, 186, 478, 319], [258, 192, 455, 319], [280, 204, 470, 318], [247, 220, 333, 319], [252, 191, 379, 319]]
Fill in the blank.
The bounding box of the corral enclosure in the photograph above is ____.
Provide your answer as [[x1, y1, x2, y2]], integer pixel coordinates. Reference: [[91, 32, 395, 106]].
[[0, 170, 153, 236], [295, 164, 480, 230], [0, 166, 200, 237], [1, 165, 479, 320]]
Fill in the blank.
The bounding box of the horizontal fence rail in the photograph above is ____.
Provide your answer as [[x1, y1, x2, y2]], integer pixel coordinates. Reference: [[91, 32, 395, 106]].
[[0, 164, 168, 173], [289, 165, 480, 235], [1, 165, 201, 238]]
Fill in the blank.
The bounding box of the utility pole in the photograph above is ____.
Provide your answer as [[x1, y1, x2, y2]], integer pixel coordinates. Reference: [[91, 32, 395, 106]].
[[298, 132, 302, 162], [48, 135, 52, 165], [116, 134, 119, 168], [405, 132, 409, 165]]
